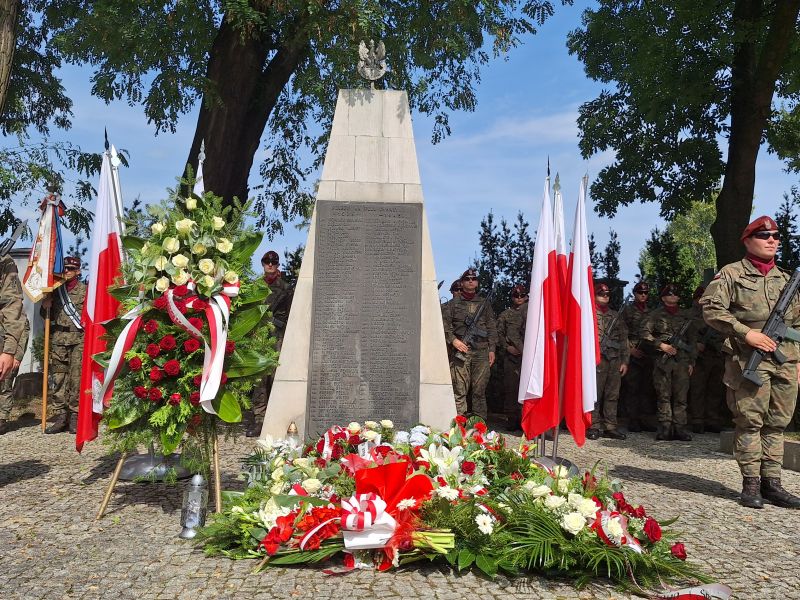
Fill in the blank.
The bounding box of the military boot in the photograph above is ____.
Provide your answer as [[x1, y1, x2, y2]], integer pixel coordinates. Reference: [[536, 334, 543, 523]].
[[0, 419, 9, 435], [740, 477, 764, 509], [45, 413, 69, 434], [673, 427, 693, 442], [760, 477, 800, 509], [68, 413, 78, 434], [655, 423, 672, 441]]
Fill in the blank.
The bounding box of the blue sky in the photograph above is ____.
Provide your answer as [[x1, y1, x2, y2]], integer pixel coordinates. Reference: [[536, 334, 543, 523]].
[[9, 1, 797, 295]]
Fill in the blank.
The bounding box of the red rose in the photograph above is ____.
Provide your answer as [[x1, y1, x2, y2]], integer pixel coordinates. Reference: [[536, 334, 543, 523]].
[[315, 438, 325, 454], [128, 357, 142, 371], [143, 319, 159, 334], [146, 343, 160, 358], [149, 367, 163, 382], [184, 338, 201, 353], [670, 542, 687, 560], [632, 505, 646, 519], [461, 460, 476, 475], [152, 296, 168, 310], [314, 457, 327, 469], [643, 517, 662, 543], [221, 372, 228, 384], [188, 317, 204, 330], [192, 299, 208, 311], [225, 340, 236, 355], [163, 359, 181, 376], [133, 386, 148, 399], [149, 387, 163, 401], [173, 284, 188, 297], [348, 435, 362, 446], [510, 471, 523, 481], [474, 422, 487, 434], [189, 392, 200, 406], [193, 374, 202, 387], [169, 393, 181, 406], [174, 299, 187, 314], [455, 415, 467, 426], [159, 335, 176, 351]]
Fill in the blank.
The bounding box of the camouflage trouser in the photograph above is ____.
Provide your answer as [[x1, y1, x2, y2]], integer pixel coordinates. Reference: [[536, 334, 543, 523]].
[[0, 368, 19, 420], [49, 343, 82, 414], [652, 358, 691, 426], [622, 355, 656, 422], [502, 354, 521, 421], [251, 335, 283, 420], [593, 357, 622, 431], [451, 348, 490, 418], [688, 351, 726, 427], [724, 357, 798, 478]]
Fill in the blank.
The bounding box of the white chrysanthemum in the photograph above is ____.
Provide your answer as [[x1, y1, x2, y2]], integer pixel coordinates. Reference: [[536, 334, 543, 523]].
[[435, 486, 459, 501], [155, 276, 170, 292], [475, 513, 494, 535], [153, 256, 168, 271], [578, 498, 599, 519], [606, 517, 624, 543], [362, 430, 379, 442], [568, 493, 584, 509], [561, 512, 586, 535], [171, 253, 190, 268], [216, 237, 233, 253], [347, 422, 362, 434], [409, 431, 428, 446], [393, 431, 410, 444], [198, 258, 215, 275], [175, 218, 196, 236], [544, 494, 567, 511], [162, 237, 180, 254], [151, 222, 165, 235], [380, 419, 394, 428], [185, 197, 197, 210], [397, 498, 416, 511], [364, 420, 379, 430], [212, 216, 225, 230], [410, 425, 430, 435], [302, 478, 322, 494]]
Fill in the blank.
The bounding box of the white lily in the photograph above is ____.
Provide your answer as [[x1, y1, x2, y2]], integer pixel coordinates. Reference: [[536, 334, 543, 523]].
[[419, 443, 463, 477]]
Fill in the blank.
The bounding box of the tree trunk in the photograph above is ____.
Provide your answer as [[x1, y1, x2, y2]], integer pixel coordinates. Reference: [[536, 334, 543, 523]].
[[0, 0, 20, 116], [712, 0, 800, 268], [185, 16, 308, 205]]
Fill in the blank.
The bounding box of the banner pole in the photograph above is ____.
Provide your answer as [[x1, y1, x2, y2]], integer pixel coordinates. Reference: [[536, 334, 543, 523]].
[[212, 432, 223, 513], [41, 304, 51, 432], [551, 337, 569, 459], [96, 452, 127, 520]]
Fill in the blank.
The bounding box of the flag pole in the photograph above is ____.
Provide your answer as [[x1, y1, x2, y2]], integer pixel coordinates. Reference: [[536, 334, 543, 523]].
[[40, 304, 51, 432], [212, 430, 223, 513], [96, 452, 127, 520]]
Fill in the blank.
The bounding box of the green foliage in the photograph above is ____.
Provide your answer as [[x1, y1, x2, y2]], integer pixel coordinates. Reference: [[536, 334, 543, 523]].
[[282, 244, 304, 289], [599, 230, 620, 280], [637, 229, 700, 307], [775, 189, 800, 271]]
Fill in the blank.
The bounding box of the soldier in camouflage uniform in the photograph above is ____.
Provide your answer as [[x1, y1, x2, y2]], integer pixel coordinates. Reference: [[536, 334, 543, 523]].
[[496, 285, 527, 430], [0, 255, 28, 435], [641, 283, 697, 441], [688, 285, 728, 433], [247, 250, 294, 437], [701, 215, 800, 509], [442, 268, 497, 418], [42, 256, 86, 434], [587, 282, 629, 440], [619, 281, 657, 432]]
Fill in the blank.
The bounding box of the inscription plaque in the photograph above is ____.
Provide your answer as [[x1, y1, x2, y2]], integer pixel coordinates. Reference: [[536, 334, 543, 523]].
[[307, 201, 422, 435]]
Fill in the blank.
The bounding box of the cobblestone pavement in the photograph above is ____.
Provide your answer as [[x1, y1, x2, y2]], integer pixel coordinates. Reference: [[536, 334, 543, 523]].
[[2, 411, 799, 600]]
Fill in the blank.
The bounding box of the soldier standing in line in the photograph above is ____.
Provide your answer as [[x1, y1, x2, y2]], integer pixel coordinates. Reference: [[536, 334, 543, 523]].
[[42, 256, 85, 434], [620, 281, 657, 432], [0, 254, 28, 435], [442, 268, 497, 418], [701, 216, 800, 509], [496, 285, 527, 431], [688, 285, 728, 434], [641, 283, 697, 441], [587, 282, 629, 440], [246, 250, 293, 437]]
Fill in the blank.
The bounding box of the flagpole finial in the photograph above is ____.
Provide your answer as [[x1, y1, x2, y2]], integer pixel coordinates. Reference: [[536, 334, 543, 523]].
[[547, 156, 551, 178], [104, 128, 109, 151], [553, 172, 561, 192], [198, 140, 206, 163]]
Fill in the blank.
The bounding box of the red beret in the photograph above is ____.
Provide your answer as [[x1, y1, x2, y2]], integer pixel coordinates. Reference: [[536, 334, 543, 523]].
[[64, 256, 81, 269], [460, 268, 478, 280], [660, 283, 680, 297], [741, 215, 778, 241], [594, 282, 610, 293], [261, 250, 279, 263], [633, 281, 650, 293], [511, 284, 528, 296], [449, 280, 462, 293]]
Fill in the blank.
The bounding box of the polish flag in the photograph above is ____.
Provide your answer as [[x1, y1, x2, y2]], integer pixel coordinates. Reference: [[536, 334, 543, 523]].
[[518, 179, 563, 439], [76, 144, 125, 451], [552, 175, 569, 296], [561, 177, 599, 447]]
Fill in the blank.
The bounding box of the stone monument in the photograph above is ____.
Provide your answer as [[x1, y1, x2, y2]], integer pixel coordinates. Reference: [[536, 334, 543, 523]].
[[261, 54, 456, 438]]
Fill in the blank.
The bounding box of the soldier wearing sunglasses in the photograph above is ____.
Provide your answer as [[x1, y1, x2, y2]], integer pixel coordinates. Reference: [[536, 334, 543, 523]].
[[701, 215, 800, 509], [620, 281, 658, 432], [496, 284, 528, 432]]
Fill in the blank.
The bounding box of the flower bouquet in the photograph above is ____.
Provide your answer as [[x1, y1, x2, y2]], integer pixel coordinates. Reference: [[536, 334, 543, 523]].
[[198, 417, 714, 594], [96, 182, 277, 474]]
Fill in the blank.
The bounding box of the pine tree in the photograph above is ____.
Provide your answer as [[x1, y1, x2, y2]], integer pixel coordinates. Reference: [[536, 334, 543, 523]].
[[588, 233, 601, 275], [282, 245, 304, 288], [601, 229, 621, 280], [775, 189, 800, 271], [637, 228, 699, 307]]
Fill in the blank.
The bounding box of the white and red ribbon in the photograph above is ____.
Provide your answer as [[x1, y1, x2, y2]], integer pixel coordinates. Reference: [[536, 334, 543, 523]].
[[340, 493, 396, 550], [592, 510, 642, 553], [95, 303, 145, 411], [198, 283, 239, 412], [657, 584, 731, 599]]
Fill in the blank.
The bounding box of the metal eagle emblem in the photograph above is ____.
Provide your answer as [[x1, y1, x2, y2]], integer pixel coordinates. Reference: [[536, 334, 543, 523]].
[[357, 39, 386, 82]]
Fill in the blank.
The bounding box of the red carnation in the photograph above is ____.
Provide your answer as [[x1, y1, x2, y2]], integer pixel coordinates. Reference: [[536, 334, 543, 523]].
[[149, 367, 163, 382], [143, 319, 159, 334], [184, 338, 201, 353], [225, 340, 236, 355], [315, 438, 325, 454], [193, 374, 202, 387], [152, 296, 168, 310], [169, 393, 182, 406], [149, 387, 163, 401], [461, 460, 476, 476], [133, 386, 148, 399], [670, 542, 687, 560], [146, 343, 161, 358], [188, 317, 203, 330], [173, 284, 188, 297], [128, 357, 142, 371], [189, 392, 200, 406], [159, 335, 177, 351], [643, 517, 662, 543], [455, 415, 467, 426], [474, 422, 487, 434], [163, 359, 181, 376]]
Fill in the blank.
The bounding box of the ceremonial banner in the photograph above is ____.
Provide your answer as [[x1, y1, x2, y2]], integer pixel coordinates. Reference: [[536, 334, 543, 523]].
[[21, 194, 66, 302]]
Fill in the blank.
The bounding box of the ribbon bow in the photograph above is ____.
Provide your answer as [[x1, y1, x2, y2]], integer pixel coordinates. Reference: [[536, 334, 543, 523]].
[[341, 493, 386, 531]]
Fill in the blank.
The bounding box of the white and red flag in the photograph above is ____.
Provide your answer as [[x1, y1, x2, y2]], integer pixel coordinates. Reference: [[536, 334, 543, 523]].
[[22, 194, 67, 302], [518, 178, 563, 439], [76, 144, 125, 451], [552, 173, 569, 296], [561, 176, 599, 447]]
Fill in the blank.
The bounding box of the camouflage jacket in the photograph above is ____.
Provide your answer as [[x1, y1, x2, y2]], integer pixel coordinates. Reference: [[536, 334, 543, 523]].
[[641, 305, 698, 364], [688, 304, 726, 355], [265, 273, 293, 332], [619, 302, 651, 353], [43, 280, 86, 346], [0, 256, 26, 357], [597, 307, 629, 363], [442, 294, 498, 353], [497, 304, 526, 360], [701, 259, 800, 363]]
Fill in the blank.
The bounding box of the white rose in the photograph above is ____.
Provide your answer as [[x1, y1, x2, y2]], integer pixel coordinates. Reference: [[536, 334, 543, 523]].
[[162, 237, 180, 254], [362, 430, 379, 442], [561, 512, 586, 535], [201, 275, 215, 289], [380, 419, 394, 429], [557, 479, 570, 493], [525, 483, 552, 498], [216, 237, 233, 253], [171, 270, 189, 285], [171, 253, 189, 269], [154, 276, 170, 292], [185, 197, 197, 210], [544, 495, 567, 511], [606, 517, 624, 542], [151, 222, 165, 235], [302, 478, 322, 494], [191, 242, 207, 256], [212, 216, 225, 230], [273, 457, 285, 469], [553, 465, 570, 479], [364, 421, 379, 430], [153, 256, 168, 271], [175, 218, 196, 236], [347, 422, 362, 434], [198, 258, 215, 275], [293, 457, 309, 469], [271, 467, 284, 482], [270, 481, 286, 495], [578, 498, 599, 519], [223, 270, 239, 284]]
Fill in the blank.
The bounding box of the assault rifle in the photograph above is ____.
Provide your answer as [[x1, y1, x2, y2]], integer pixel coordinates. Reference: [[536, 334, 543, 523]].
[[599, 294, 631, 359], [0, 221, 26, 257], [454, 286, 497, 362], [742, 267, 800, 386], [660, 318, 693, 363]]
